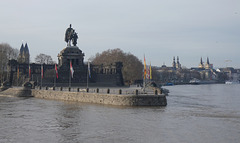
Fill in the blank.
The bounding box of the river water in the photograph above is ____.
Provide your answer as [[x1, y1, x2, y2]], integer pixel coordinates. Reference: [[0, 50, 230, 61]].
[[0, 84, 240, 143]]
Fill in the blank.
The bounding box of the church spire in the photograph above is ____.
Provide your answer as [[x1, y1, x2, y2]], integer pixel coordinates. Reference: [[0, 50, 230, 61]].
[[20, 43, 24, 54], [176, 56, 181, 69], [24, 43, 29, 53], [172, 56, 176, 69], [17, 42, 30, 64], [199, 57, 204, 69], [205, 57, 210, 69]]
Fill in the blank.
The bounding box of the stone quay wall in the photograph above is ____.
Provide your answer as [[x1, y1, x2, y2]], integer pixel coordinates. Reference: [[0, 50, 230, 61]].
[[0, 88, 32, 97], [0, 87, 167, 106], [32, 89, 167, 106]]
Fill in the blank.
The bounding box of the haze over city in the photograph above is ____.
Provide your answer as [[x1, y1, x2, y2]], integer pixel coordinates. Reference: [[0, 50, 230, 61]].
[[1, 0, 239, 68]]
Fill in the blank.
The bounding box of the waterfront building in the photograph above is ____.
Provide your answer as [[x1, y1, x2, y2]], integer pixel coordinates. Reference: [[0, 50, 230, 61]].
[[217, 67, 240, 82], [191, 57, 216, 80]]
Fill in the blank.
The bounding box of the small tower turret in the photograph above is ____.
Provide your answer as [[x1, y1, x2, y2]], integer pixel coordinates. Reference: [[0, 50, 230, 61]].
[[198, 57, 204, 69], [205, 57, 210, 69], [172, 56, 176, 69], [176, 56, 181, 69]]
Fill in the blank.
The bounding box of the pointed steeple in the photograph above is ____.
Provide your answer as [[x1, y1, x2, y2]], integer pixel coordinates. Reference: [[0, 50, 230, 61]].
[[199, 57, 204, 69], [20, 43, 24, 54], [205, 57, 210, 69], [24, 43, 29, 53], [207, 57, 209, 64], [172, 56, 176, 69], [176, 56, 181, 69]]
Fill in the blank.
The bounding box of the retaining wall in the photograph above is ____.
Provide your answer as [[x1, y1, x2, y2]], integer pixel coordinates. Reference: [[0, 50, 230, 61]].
[[0, 88, 32, 97], [0, 88, 167, 106], [32, 89, 167, 106]]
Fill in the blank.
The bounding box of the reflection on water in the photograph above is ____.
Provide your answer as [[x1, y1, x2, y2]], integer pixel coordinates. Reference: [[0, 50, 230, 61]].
[[0, 84, 240, 143]]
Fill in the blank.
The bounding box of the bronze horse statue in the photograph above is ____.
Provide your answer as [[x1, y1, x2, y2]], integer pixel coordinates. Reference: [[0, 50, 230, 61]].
[[65, 24, 78, 46]]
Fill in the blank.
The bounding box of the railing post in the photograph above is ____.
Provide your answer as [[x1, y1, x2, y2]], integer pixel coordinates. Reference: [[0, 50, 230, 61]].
[[119, 89, 122, 94], [96, 88, 99, 93], [135, 89, 138, 95]]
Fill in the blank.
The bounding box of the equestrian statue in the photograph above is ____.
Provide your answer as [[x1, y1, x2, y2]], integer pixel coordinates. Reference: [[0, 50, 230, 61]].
[[65, 24, 78, 46]]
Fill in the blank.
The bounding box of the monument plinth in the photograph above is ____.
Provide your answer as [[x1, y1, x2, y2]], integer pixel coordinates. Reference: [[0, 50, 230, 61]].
[[56, 25, 87, 84], [58, 46, 85, 68]]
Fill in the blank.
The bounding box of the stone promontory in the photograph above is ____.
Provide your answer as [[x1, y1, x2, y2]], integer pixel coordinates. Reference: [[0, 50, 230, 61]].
[[0, 87, 167, 106]]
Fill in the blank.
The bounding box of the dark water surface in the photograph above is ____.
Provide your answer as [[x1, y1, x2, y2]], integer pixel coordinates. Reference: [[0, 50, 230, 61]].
[[0, 84, 240, 143]]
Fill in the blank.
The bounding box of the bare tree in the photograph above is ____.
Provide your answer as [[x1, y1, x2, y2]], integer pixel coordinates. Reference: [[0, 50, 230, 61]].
[[92, 48, 143, 83], [35, 53, 55, 64], [0, 43, 19, 83]]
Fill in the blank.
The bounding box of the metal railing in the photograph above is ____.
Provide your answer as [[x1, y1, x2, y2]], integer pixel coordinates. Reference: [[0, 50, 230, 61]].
[[35, 86, 163, 95]]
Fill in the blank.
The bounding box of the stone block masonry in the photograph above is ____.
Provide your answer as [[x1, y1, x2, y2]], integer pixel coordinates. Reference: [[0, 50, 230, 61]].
[[0, 88, 32, 97], [0, 87, 167, 106], [32, 89, 167, 106]]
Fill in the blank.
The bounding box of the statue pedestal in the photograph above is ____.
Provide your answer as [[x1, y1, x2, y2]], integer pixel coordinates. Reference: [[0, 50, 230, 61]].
[[58, 46, 85, 67], [57, 46, 86, 83]]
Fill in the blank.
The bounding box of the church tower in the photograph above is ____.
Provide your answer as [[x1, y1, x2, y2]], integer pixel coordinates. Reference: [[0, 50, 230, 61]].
[[205, 57, 210, 69], [198, 57, 204, 69], [172, 56, 176, 69], [176, 56, 181, 69], [18, 43, 30, 64], [24, 43, 30, 64]]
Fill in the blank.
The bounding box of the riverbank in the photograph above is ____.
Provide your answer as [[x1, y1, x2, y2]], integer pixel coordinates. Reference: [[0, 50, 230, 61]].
[[0, 87, 167, 106], [0, 87, 32, 97]]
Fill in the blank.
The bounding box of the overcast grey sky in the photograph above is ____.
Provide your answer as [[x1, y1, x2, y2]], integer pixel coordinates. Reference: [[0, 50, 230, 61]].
[[1, 0, 240, 68]]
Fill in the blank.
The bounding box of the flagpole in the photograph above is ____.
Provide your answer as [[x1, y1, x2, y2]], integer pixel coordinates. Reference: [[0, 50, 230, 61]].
[[143, 55, 146, 93], [69, 66, 71, 88], [41, 65, 42, 87], [143, 77, 145, 93], [54, 73, 56, 87], [17, 65, 19, 87], [29, 64, 31, 81], [69, 61, 71, 88], [87, 70, 89, 88], [54, 64, 58, 87], [41, 75, 42, 87], [54, 64, 56, 87], [87, 61, 89, 88]]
